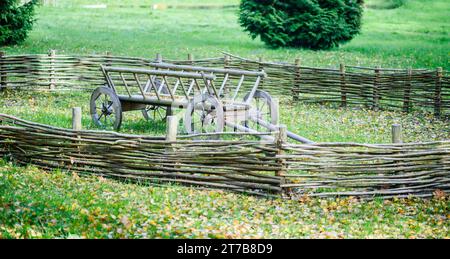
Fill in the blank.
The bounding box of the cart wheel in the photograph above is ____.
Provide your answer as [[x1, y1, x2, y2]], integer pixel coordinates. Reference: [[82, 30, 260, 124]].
[[142, 105, 171, 122], [185, 94, 224, 134], [90, 86, 122, 130], [243, 90, 278, 131], [141, 79, 170, 121]]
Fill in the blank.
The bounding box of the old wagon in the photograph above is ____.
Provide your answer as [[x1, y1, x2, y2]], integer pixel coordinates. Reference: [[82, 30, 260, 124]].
[[90, 62, 278, 135]]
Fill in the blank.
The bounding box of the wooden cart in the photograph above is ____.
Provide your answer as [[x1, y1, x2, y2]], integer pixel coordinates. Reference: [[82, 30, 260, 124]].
[[90, 62, 278, 136]]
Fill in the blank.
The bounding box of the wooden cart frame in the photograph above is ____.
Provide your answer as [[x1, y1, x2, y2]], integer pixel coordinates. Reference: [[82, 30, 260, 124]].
[[90, 62, 279, 136]]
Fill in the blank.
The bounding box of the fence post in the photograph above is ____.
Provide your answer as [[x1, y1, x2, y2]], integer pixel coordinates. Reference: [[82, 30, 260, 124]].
[[373, 66, 381, 111], [49, 49, 56, 90], [0, 51, 6, 91], [165, 116, 178, 172], [258, 57, 264, 67], [258, 57, 264, 90], [293, 58, 301, 102], [188, 53, 194, 65], [156, 53, 162, 63], [392, 124, 402, 144], [105, 51, 112, 66], [434, 67, 443, 117], [223, 54, 230, 96], [340, 63, 347, 108], [273, 98, 280, 127], [403, 67, 412, 113], [72, 107, 82, 131], [224, 54, 230, 70], [166, 116, 178, 141], [275, 124, 287, 196], [72, 107, 82, 154]]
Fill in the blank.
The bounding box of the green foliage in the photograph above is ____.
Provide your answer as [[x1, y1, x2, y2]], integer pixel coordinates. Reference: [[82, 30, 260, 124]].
[[0, 0, 39, 46], [239, 0, 364, 50]]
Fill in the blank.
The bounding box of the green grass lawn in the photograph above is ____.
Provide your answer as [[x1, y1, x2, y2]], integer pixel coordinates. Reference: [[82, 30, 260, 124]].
[[1, 162, 448, 239], [2, 0, 449, 69], [0, 90, 448, 143], [48, 0, 240, 7], [0, 0, 449, 239]]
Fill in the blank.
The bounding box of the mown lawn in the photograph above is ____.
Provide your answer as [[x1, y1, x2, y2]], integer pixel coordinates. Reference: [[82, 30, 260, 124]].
[[2, 0, 449, 69], [1, 90, 448, 143], [0, 162, 448, 239]]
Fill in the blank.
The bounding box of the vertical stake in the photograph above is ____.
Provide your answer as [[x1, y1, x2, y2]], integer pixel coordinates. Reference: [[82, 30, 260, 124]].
[[434, 67, 443, 117], [340, 63, 347, 108], [293, 58, 301, 102], [165, 115, 178, 173], [0, 51, 6, 91], [275, 124, 287, 196], [258, 56, 264, 70], [259, 57, 264, 90], [373, 66, 381, 111], [273, 98, 280, 127], [166, 116, 178, 141], [105, 51, 112, 67], [392, 124, 402, 144], [72, 107, 82, 131], [223, 54, 231, 97], [72, 107, 82, 154], [403, 67, 412, 113], [188, 53, 194, 65], [49, 49, 56, 90], [156, 53, 162, 63], [224, 54, 230, 69]]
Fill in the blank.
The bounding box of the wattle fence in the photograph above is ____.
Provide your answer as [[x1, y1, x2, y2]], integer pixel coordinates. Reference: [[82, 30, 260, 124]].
[[0, 51, 448, 118], [0, 114, 448, 199], [0, 51, 449, 199]]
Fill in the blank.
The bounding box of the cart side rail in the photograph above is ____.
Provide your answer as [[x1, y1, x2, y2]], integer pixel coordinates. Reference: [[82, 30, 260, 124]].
[[146, 62, 266, 103], [102, 66, 216, 80], [148, 62, 267, 78], [100, 65, 217, 102]]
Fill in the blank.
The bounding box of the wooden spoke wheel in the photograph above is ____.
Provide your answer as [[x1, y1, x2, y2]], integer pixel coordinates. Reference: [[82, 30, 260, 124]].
[[243, 90, 278, 132], [90, 86, 122, 130], [184, 94, 224, 135], [141, 79, 171, 121], [142, 105, 172, 122]]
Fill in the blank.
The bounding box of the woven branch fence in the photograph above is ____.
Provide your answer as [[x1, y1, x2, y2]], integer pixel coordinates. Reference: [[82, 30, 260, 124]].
[[0, 51, 448, 118], [0, 114, 448, 199]]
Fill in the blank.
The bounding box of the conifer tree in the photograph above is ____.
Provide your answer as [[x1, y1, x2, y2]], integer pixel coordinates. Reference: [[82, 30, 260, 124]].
[[239, 0, 364, 50], [0, 0, 39, 46]]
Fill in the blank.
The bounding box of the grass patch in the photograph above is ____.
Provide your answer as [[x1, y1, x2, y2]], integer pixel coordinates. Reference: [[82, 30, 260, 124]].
[[1, 90, 448, 143], [366, 0, 406, 9], [0, 162, 448, 238], [45, 0, 240, 7], [3, 0, 449, 69], [280, 101, 449, 143]]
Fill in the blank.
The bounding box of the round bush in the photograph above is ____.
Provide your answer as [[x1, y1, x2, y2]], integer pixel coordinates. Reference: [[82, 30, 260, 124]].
[[239, 0, 364, 50], [0, 0, 39, 46]]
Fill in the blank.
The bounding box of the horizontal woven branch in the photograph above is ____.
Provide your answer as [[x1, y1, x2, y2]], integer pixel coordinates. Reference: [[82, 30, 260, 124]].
[[0, 113, 448, 199], [0, 52, 448, 118]]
